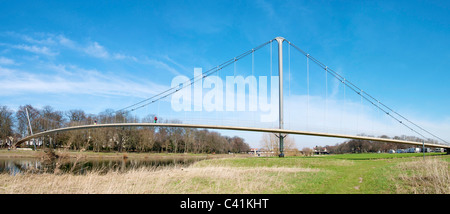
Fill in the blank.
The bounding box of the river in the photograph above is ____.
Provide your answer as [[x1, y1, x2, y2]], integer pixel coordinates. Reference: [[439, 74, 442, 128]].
[[0, 155, 208, 175]]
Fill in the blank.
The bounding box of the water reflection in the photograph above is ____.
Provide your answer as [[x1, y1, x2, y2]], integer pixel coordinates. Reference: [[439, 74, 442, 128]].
[[0, 156, 206, 175]]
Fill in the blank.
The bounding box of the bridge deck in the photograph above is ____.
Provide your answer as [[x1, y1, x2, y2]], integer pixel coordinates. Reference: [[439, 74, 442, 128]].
[[14, 123, 450, 149]]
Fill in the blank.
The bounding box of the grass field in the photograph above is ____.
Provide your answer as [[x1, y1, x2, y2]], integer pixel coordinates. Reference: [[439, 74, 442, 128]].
[[0, 152, 448, 194], [194, 153, 449, 194]]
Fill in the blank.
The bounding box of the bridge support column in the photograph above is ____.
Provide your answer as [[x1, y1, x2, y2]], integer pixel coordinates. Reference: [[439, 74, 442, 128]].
[[279, 135, 285, 158], [276, 37, 285, 158]]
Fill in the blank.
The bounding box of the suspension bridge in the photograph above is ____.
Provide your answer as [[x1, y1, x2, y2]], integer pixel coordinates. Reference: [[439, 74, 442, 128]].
[[13, 37, 450, 156]]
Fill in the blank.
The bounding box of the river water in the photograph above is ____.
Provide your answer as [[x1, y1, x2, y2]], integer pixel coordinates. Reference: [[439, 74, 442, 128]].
[[0, 156, 208, 175]]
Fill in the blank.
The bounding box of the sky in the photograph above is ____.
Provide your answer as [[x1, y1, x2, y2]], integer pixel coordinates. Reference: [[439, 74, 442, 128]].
[[0, 0, 449, 149]]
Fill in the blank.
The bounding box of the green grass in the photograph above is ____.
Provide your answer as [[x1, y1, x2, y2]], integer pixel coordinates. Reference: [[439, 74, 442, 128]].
[[317, 152, 446, 160], [194, 153, 449, 194]]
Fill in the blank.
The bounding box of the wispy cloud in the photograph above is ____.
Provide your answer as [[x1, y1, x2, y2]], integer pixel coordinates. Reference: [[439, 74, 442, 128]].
[[83, 42, 110, 59], [57, 35, 76, 48], [162, 55, 190, 73], [3, 32, 133, 61], [0, 64, 167, 98], [12, 44, 58, 56], [2, 32, 182, 77], [5, 31, 58, 45], [82, 42, 138, 61], [0, 32, 187, 109], [0, 57, 15, 65], [140, 56, 182, 76]]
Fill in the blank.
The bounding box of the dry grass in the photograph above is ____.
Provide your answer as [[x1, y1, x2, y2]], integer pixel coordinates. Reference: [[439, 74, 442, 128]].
[[393, 158, 450, 194], [0, 164, 318, 194]]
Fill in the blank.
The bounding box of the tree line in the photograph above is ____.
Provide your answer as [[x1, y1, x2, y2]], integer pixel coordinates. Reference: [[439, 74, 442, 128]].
[[0, 105, 251, 153], [316, 135, 439, 154]]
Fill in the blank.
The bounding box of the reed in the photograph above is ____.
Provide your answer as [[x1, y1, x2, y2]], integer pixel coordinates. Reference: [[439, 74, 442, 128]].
[[393, 157, 449, 194], [0, 163, 318, 194]]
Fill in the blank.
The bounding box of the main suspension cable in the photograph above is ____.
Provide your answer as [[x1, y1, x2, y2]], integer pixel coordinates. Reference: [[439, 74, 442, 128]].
[[287, 40, 448, 145], [115, 39, 275, 115]]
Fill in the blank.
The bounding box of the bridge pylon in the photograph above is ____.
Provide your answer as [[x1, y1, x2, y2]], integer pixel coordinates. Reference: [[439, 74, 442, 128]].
[[275, 37, 285, 157]]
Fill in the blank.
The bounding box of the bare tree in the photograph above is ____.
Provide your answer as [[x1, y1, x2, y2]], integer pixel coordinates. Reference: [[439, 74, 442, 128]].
[[183, 128, 195, 153], [16, 105, 40, 136], [229, 136, 250, 153], [0, 106, 14, 148], [260, 133, 296, 155], [64, 109, 91, 151], [301, 147, 313, 156], [66, 109, 87, 125], [5, 104, 252, 154], [168, 120, 184, 153]]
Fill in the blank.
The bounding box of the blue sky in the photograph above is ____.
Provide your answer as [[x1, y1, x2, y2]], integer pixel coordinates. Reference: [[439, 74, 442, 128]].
[[1, 0, 449, 148]]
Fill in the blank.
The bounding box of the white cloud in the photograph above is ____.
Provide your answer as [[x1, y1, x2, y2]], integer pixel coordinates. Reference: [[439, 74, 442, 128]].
[[0, 66, 16, 76], [57, 35, 77, 49], [0, 57, 15, 65], [4, 32, 129, 60], [4, 32, 181, 77], [12, 44, 58, 56], [163, 55, 190, 73], [0, 64, 167, 98], [5, 32, 57, 46], [141, 57, 181, 76], [83, 42, 110, 59]]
